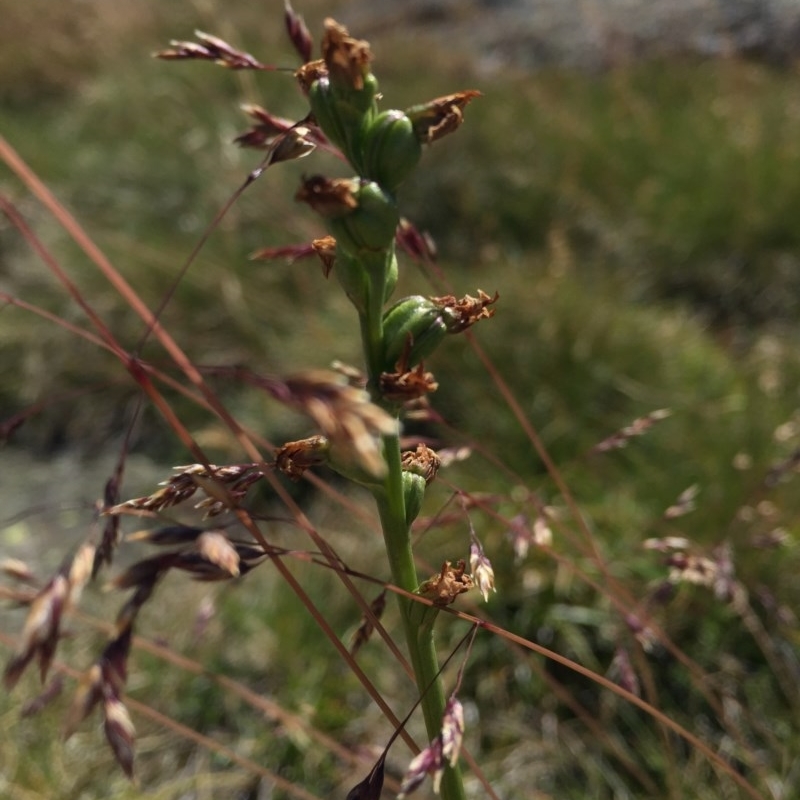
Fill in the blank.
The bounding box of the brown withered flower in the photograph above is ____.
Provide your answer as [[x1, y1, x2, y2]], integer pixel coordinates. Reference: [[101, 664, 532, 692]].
[[401, 443, 442, 484], [274, 435, 330, 480], [406, 90, 482, 144], [380, 363, 439, 403], [418, 560, 474, 607], [320, 18, 372, 90], [295, 59, 327, 93], [284, 370, 397, 478], [432, 289, 499, 333], [296, 175, 358, 217]]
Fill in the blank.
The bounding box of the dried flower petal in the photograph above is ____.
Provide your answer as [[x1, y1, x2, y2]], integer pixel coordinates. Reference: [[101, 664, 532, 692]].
[[312, 235, 337, 277], [249, 241, 316, 263]]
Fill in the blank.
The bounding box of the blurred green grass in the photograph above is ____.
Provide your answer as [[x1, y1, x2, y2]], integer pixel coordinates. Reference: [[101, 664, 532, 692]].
[[2, 1, 800, 797]]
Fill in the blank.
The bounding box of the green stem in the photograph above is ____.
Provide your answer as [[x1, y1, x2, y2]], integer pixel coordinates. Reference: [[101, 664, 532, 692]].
[[375, 434, 466, 800], [359, 243, 465, 800], [376, 436, 466, 800], [358, 252, 391, 391]]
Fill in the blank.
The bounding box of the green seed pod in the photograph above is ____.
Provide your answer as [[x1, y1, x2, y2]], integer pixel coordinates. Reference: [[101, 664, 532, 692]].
[[327, 181, 399, 256], [362, 110, 423, 191], [308, 77, 348, 152], [382, 295, 448, 369], [344, 71, 380, 115], [334, 248, 370, 313], [402, 470, 427, 527], [309, 74, 380, 169]]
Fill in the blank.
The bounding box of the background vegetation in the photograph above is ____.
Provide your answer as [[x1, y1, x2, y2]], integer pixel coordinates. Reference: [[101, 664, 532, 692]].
[[2, 1, 799, 798]]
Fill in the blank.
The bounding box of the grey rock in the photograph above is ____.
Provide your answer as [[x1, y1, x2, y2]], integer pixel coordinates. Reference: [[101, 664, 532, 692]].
[[343, 0, 800, 73]]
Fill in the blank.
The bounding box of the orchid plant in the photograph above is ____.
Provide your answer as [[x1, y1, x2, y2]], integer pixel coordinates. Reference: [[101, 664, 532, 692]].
[[3, 9, 496, 799]]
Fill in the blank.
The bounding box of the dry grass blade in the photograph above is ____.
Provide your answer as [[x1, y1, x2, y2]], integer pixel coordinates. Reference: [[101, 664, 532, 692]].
[[126, 525, 205, 546], [20, 674, 65, 718], [103, 694, 136, 777], [593, 408, 673, 453], [196, 531, 241, 577], [345, 753, 386, 800], [284, 0, 313, 64], [3, 542, 96, 689], [106, 463, 262, 517], [349, 590, 386, 657], [155, 30, 269, 70], [235, 103, 296, 149], [664, 484, 700, 519]]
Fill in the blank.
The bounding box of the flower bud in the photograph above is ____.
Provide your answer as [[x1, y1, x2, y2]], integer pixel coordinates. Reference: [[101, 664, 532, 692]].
[[362, 110, 422, 191], [305, 20, 381, 167], [326, 180, 399, 255], [333, 248, 370, 313], [402, 471, 427, 527], [381, 295, 450, 369], [308, 75, 349, 152]]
